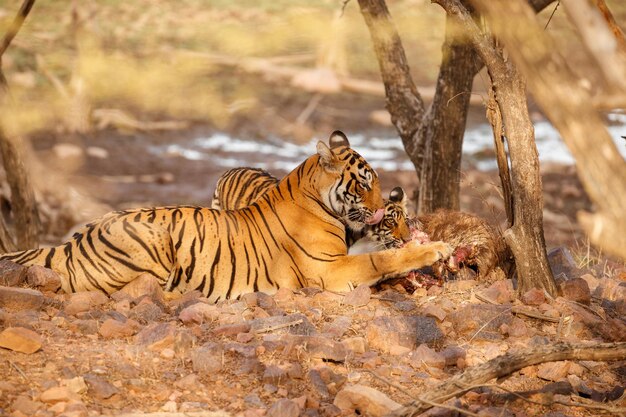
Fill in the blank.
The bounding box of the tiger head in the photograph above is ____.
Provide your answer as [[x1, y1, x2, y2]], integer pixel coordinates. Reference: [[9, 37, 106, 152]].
[[366, 186, 414, 249], [315, 131, 384, 231]]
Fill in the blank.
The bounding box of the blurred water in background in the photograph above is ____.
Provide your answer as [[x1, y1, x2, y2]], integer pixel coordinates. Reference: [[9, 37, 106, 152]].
[[150, 113, 626, 173]]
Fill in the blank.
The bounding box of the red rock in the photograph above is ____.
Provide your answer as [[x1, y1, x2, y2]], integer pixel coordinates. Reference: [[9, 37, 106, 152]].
[[40, 386, 81, 403], [366, 316, 443, 353], [520, 288, 546, 306], [83, 374, 119, 399], [334, 384, 401, 417], [134, 322, 178, 350], [129, 298, 163, 323], [449, 304, 513, 340], [580, 273, 600, 292], [441, 345, 466, 367], [190, 342, 224, 374], [178, 302, 219, 324], [64, 291, 108, 315], [537, 361, 571, 381], [120, 273, 165, 303], [548, 246, 581, 280], [283, 335, 347, 362], [480, 280, 514, 304], [242, 292, 277, 310], [503, 317, 529, 338], [0, 326, 42, 353], [560, 278, 591, 305], [0, 286, 44, 311], [267, 398, 300, 417], [409, 344, 446, 370], [26, 266, 62, 292], [342, 284, 371, 307], [321, 315, 351, 337], [98, 318, 139, 339], [342, 337, 366, 354], [420, 303, 446, 322], [11, 395, 43, 415], [263, 365, 288, 384], [0, 260, 27, 287], [213, 322, 251, 337]]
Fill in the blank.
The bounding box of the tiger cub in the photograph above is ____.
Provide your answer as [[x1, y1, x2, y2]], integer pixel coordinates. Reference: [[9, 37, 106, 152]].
[[1, 131, 452, 300]]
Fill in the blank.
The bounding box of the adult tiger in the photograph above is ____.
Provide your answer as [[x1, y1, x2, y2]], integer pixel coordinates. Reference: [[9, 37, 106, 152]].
[[210, 167, 414, 250], [0, 131, 451, 301]]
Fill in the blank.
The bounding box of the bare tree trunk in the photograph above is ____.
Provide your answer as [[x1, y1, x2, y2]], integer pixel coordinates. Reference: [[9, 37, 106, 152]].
[[434, 0, 557, 295], [472, 0, 626, 261], [416, 3, 476, 213], [0, 0, 40, 251]]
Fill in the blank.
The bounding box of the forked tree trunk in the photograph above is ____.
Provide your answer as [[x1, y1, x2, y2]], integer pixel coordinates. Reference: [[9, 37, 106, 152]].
[[434, 0, 558, 295]]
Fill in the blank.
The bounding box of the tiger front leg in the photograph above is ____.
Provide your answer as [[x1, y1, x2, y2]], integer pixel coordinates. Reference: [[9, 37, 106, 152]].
[[319, 240, 453, 292]]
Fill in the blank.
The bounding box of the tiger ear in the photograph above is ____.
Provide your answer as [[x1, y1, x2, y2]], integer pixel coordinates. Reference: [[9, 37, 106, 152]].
[[317, 141, 340, 170], [389, 186, 408, 210], [329, 130, 350, 149]]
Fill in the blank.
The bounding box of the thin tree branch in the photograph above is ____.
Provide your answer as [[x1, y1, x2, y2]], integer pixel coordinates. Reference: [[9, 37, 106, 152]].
[[388, 342, 626, 417]]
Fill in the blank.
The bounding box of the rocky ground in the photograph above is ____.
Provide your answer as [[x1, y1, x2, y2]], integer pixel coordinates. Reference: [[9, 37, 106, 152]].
[[0, 247, 624, 417]]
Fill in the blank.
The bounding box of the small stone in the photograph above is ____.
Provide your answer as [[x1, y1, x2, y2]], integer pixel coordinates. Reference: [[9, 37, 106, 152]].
[[64, 291, 108, 315], [342, 337, 366, 354], [11, 395, 43, 415], [520, 288, 546, 306], [83, 374, 119, 399], [40, 386, 80, 403], [0, 326, 42, 353], [548, 247, 581, 280], [26, 266, 62, 292], [263, 365, 288, 385], [213, 322, 251, 337], [322, 316, 351, 337], [421, 303, 446, 322], [334, 384, 401, 417], [504, 317, 529, 338], [594, 278, 625, 302], [134, 322, 177, 350], [161, 348, 176, 359], [129, 299, 164, 323], [267, 398, 300, 417], [480, 280, 514, 304], [449, 305, 513, 340], [190, 342, 224, 374], [537, 361, 571, 382], [86, 146, 109, 159], [366, 316, 443, 353], [120, 273, 165, 304], [174, 373, 200, 390], [242, 292, 277, 310], [441, 345, 466, 367], [0, 286, 44, 311], [389, 345, 411, 356], [98, 318, 139, 339], [60, 377, 87, 394], [249, 313, 316, 335], [409, 344, 446, 370], [342, 284, 371, 307], [0, 260, 27, 286], [578, 273, 599, 292], [179, 302, 219, 324], [285, 335, 347, 362], [560, 278, 591, 305]]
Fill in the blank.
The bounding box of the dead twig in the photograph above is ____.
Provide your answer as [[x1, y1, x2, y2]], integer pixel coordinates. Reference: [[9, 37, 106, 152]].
[[254, 319, 303, 334], [9, 360, 28, 380], [365, 369, 480, 417], [511, 306, 560, 323]]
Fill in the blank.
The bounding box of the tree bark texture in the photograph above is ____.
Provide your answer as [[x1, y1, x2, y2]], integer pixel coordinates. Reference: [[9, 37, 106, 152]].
[[358, 0, 476, 213], [434, 0, 557, 295], [416, 4, 476, 213], [471, 0, 626, 261], [358, 0, 555, 213], [0, 0, 40, 251], [390, 342, 626, 417]]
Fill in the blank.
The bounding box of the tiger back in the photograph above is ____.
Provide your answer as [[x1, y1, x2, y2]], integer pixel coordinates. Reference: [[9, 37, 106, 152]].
[[1, 131, 451, 301], [211, 167, 279, 210]]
